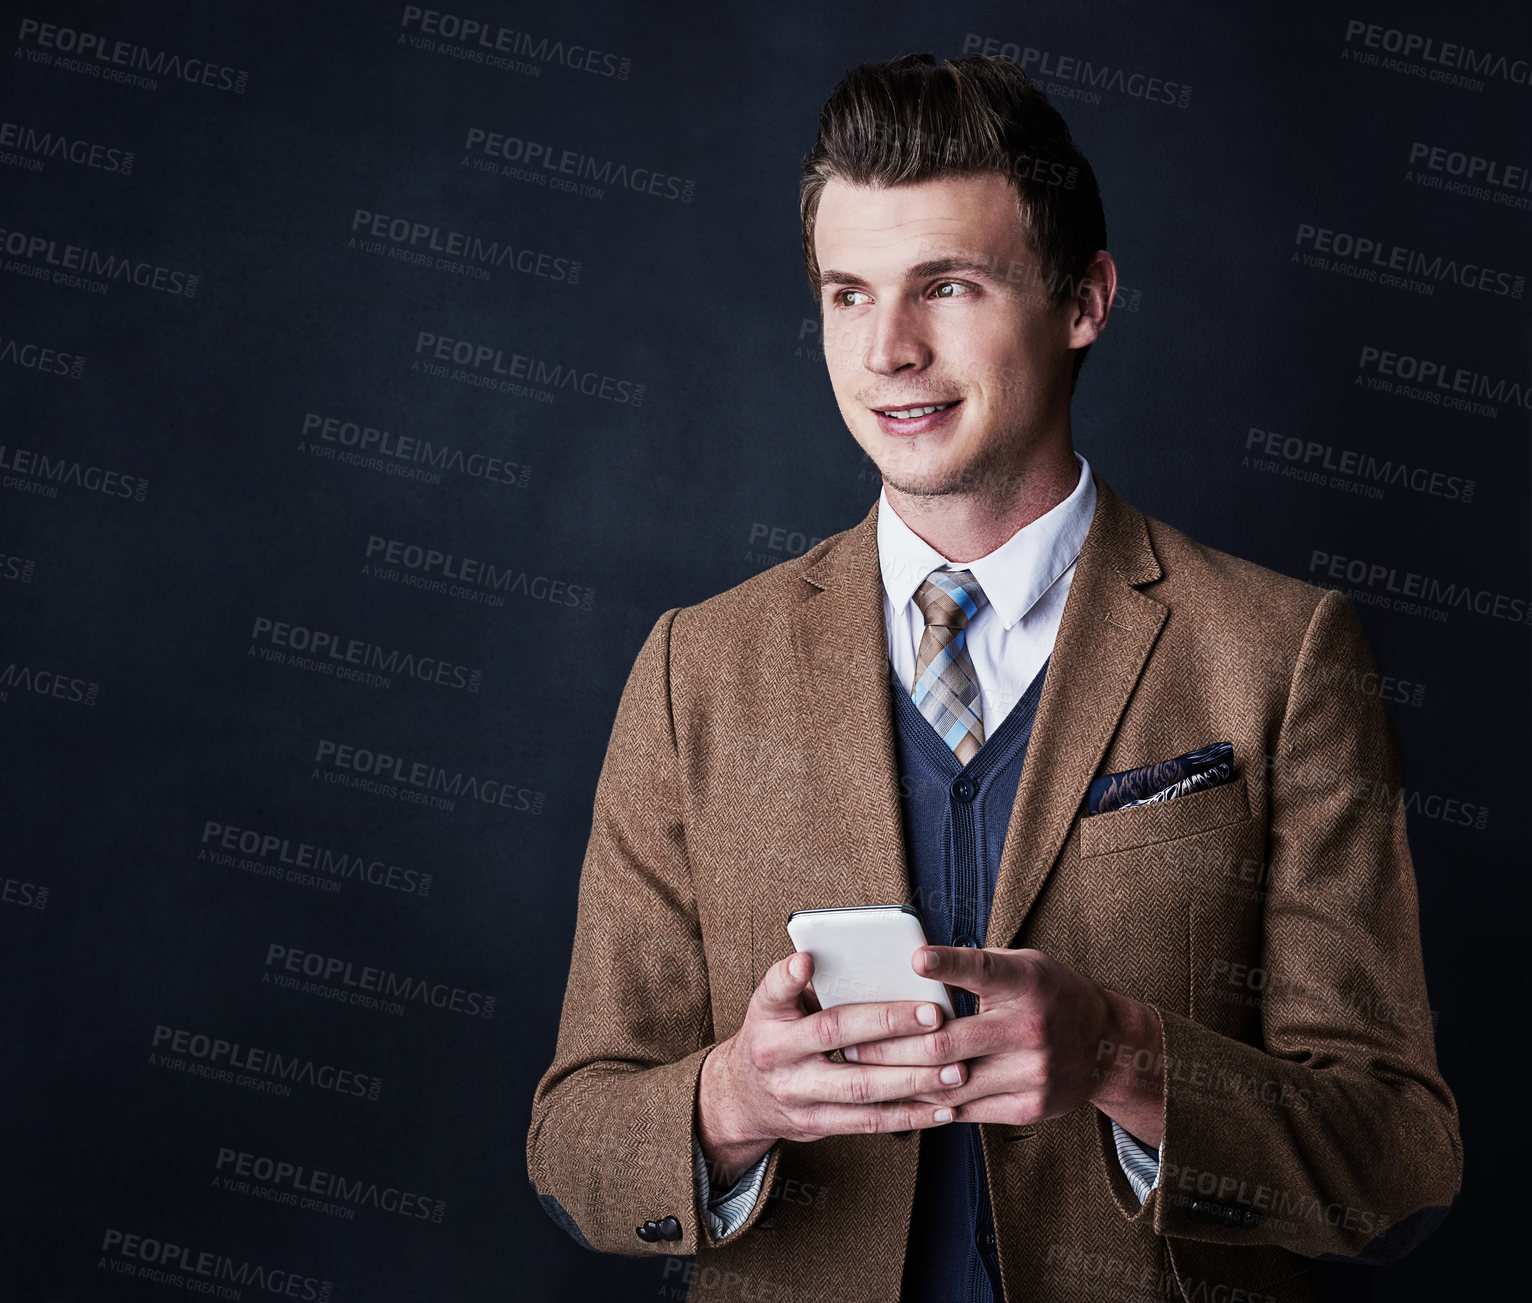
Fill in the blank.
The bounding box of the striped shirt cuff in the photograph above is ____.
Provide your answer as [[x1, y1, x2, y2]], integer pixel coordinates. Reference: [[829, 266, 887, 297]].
[[1110, 1120, 1162, 1204], [693, 1135, 772, 1241]]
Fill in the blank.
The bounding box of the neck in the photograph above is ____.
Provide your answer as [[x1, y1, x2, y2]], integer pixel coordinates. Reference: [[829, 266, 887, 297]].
[[883, 441, 1080, 563]]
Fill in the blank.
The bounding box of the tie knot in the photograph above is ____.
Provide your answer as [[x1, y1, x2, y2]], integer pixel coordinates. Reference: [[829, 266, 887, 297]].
[[913, 568, 987, 629]]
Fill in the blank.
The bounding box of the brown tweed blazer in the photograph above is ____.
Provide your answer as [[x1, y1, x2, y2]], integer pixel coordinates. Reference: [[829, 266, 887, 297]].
[[527, 472, 1462, 1302]]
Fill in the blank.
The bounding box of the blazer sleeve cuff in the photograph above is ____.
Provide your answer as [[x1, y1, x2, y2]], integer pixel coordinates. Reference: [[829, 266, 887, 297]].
[[1147, 1007, 1459, 1258], [531, 1045, 717, 1255]]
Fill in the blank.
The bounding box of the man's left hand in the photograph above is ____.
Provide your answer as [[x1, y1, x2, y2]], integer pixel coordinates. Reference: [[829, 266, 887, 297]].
[[842, 945, 1166, 1148]]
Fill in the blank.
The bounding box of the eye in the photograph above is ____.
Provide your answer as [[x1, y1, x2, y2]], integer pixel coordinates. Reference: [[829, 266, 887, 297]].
[[833, 288, 871, 308], [931, 281, 975, 299]]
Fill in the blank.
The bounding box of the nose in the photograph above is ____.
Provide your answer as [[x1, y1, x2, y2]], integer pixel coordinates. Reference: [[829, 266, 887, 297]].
[[864, 298, 931, 376]]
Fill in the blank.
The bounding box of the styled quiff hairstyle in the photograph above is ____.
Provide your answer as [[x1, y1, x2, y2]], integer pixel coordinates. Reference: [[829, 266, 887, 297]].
[[799, 53, 1108, 379]]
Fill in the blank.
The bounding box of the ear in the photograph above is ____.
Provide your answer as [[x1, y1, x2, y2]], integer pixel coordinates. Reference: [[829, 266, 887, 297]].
[[1067, 250, 1117, 349]]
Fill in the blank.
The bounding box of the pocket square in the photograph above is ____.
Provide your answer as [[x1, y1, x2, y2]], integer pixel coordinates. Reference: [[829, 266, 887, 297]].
[[1087, 741, 1235, 816]]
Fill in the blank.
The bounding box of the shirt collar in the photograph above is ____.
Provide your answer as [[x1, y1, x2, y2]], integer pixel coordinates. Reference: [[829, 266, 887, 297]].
[[876, 452, 1098, 631]]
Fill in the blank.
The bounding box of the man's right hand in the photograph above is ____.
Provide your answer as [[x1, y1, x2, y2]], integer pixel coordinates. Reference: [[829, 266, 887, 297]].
[[696, 952, 963, 1187]]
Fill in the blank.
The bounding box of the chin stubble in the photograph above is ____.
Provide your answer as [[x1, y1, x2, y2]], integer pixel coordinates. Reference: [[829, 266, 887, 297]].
[[880, 435, 1028, 511]]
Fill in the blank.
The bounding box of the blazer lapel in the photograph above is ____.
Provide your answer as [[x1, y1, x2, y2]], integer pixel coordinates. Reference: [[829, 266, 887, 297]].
[[984, 473, 1167, 947], [785, 475, 1166, 940], [791, 502, 912, 909]]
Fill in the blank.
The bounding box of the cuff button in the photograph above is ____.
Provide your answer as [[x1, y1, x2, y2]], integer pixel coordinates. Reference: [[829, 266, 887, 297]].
[[658, 1216, 683, 1241]]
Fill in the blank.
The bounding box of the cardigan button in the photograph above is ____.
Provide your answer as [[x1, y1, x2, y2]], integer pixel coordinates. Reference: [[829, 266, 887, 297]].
[[951, 777, 977, 802]]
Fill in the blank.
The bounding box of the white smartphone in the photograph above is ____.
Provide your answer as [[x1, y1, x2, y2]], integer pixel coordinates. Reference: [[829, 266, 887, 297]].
[[785, 904, 956, 1018]]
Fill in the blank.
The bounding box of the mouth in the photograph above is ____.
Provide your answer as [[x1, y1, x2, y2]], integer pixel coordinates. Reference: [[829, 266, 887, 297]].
[[870, 399, 963, 436], [872, 401, 960, 420]]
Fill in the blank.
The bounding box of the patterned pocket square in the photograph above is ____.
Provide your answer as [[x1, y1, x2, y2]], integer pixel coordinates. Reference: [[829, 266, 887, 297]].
[[1087, 741, 1235, 816]]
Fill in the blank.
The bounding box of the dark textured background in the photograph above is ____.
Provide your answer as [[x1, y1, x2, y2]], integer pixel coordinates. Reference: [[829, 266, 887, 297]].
[[1, 1, 1527, 1299]]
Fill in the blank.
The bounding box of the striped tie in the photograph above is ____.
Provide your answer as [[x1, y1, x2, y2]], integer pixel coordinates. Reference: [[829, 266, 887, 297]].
[[911, 569, 988, 765]]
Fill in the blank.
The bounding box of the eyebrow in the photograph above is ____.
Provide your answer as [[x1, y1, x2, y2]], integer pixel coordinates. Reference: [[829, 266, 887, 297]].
[[819, 256, 996, 292]]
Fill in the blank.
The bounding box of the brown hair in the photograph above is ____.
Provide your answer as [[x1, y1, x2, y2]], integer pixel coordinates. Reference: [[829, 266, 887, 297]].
[[800, 53, 1108, 379]]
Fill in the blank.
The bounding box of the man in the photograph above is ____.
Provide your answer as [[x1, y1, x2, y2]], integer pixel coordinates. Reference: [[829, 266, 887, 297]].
[[527, 53, 1461, 1302]]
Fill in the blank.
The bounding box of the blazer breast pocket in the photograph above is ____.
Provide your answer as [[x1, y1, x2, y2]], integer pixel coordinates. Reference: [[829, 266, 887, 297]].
[[1079, 772, 1251, 858]]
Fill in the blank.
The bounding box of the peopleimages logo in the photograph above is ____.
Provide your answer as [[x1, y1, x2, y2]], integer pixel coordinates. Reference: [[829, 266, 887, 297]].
[[1355, 344, 1532, 419], [961, 32, 1190, 107], [214, 1146, 446, 1223], [461, 127, 694, 201], [1, 875, 48, 910], [98, 1228, 330, 1299], [0, 443, 147, 502], [0, 660, 98, 706], [0, 551, 36, 584], [1309, 549, 1528, 625], [150, 1024, 383, 1101], [350, 208, 580, 284], [0, 223, 199, 296], [1293, 222, 1524, 298], [0, 118, 134, 174], [299, 411, 530, 488], [0, 333, 83, 378], [1342, 18, 1530, 89], [399, 5, 631, 79], [1408, 142, 1532, 194], [15, 19, 249, 93], [412, 330, 643, 406], [264, 943, 495, 1019], [249, 614, 484, 692], [364, 532, 595, 610], [200, 819, 432, 898], [312, 736, 546, 815], [1244, 426, 1475, 504]]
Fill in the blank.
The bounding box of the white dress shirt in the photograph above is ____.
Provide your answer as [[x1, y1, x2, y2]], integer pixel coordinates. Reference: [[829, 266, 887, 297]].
[[696, 451, 1160, 1239], [878, 451, 1096, 733]]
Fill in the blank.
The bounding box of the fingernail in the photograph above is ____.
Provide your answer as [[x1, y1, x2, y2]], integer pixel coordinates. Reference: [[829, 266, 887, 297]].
[[916, 1003, 940, 1027], [844, 1045, 859, 1063], [920, 949, 938, 973], [940, 1064, 962, 1085], [934, 1108, 954, 1123]]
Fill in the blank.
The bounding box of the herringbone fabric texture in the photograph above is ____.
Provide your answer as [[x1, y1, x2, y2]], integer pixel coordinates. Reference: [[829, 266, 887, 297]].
[[526, 473, 1462, 1303], [911, 568, 988, 764]]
